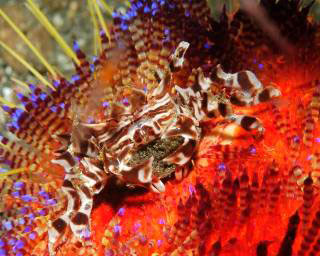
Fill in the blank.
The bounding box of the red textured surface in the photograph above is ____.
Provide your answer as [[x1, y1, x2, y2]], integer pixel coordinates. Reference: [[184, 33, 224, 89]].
[[86, 60, 320, 256]]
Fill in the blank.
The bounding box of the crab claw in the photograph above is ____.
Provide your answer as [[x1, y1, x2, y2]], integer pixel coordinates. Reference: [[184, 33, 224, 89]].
[[119, 157, 166, 193], [120, 157, 153, 184]]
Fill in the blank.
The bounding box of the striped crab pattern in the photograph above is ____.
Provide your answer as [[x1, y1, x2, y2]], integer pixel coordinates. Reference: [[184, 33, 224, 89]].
[[0, 1, 285, 255], [48, 40, 280, 254]]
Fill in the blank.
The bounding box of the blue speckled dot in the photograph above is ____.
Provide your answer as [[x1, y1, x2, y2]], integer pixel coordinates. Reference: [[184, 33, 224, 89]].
[[71, 74, 81, 82], [90, 64, 95, 73], [13, 181, 25, 190], [151, 2, 157, 9], [11, 191, 20, 197], [136, 1, 143, 8], [144, 5, 150, 13], [28, 213, 35, 220], [28, 84, 36, 91], [248, 145, 257, 155], [217, 162, 226, 171], [46, 199, 57, 205], [19, 207, 28, 214], [102, 101, 110, 108], [113, 225, 121, 233], [16, 93, 25, 101], [50, 106, 57, 112], [53, 80, 60, 88], [39, 190, 50, 199], [0, 248, 6, 256], [39, 93, 47, 101], [29, 232, 37, 240], [292, 135, 300, 143], [3, 221, 13, 231], [38, 209, 46, 216], [16, 240, 24, 249], [158, 218, 165, 224], [188, 184, 195, 194], [8, 238, 16, 246], [117, 207, 125, 216], [133, 222, 141, 231], [73, 41, 80, 51], [2, 105, 10, 113], [120, 23, 128, 31], [23, 226, 32, 233], [21, 195, 33, 202]]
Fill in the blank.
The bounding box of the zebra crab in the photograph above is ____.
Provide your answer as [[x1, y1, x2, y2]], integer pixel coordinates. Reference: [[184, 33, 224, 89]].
[[49, 41, 281, 254]]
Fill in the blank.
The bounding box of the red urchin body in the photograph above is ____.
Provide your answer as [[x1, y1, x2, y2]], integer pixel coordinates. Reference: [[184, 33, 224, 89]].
[[2, 1, 320, 256]]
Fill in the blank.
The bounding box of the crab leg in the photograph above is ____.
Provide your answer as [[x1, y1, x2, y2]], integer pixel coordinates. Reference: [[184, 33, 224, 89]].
[[212, 64, 281, 106], [205, 100, 265, 135], [161, 115, 199, 180], [116, 156, 165, 193], [50, 126, 107, 255], [195, 68, 266, 135], [49, 157, 108, 255]]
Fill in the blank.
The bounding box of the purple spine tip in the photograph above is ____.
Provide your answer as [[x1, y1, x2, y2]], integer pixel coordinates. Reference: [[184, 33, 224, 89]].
[[1, 105, 10, 113], [73, 41, 80, 51]]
